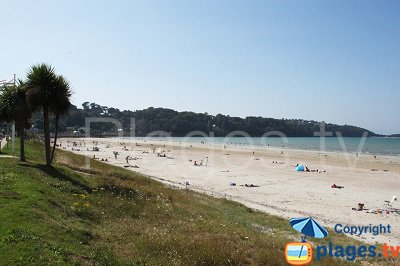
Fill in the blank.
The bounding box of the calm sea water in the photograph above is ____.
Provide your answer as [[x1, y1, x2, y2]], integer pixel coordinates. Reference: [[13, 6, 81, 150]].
[[122, 137, 400, 155]]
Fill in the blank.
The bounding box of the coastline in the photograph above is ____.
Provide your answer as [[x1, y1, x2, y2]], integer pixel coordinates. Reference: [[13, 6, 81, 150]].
[[59, 137, 400, 245], [116, 136, 400, 156]]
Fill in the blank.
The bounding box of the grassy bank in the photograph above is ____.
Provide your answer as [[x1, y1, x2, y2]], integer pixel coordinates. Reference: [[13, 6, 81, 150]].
[[0, 140, 385, 265]]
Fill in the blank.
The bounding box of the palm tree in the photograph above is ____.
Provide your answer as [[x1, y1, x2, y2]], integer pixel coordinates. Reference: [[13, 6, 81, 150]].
[[50, 75, 72, 163], [0, 81, 31, 161], [25, 63, 72, 166]]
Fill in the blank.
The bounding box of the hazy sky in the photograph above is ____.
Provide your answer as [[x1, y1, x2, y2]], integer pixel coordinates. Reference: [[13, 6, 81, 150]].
[[1, 1, 399, 134]]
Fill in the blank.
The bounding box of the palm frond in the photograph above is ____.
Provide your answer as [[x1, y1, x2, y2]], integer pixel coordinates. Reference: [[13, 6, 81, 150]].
[[24, 63, 73, 117]]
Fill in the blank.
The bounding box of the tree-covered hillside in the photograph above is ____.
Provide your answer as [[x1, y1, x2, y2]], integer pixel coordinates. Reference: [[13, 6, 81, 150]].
[[29, 102, 377, 137]]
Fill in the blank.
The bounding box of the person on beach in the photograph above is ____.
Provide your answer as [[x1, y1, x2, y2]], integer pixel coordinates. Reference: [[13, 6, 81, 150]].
[[205, 157, 208, 166]]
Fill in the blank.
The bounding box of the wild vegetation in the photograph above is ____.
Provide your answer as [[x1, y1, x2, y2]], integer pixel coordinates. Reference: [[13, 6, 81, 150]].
[[0, 139, 380, 265]]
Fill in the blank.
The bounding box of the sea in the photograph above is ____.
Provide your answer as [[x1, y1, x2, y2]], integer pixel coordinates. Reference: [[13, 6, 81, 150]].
[[120, 136, 400, 156]]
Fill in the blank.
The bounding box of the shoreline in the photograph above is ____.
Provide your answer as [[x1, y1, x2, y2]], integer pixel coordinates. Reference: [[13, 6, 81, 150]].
[[59, 137, 400, 245], [114, 136, 400, 156]]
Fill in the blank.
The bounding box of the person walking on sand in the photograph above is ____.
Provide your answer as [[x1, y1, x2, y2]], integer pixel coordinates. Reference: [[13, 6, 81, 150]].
[[205, 157, 208, 166]]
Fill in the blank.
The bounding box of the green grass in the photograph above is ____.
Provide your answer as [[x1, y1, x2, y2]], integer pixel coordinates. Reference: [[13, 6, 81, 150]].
[[0, 139, 390, 265]]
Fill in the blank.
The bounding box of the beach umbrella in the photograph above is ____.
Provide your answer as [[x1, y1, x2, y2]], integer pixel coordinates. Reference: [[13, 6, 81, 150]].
[[290, 217, 328, 239], [290, 217, 328, 259], [295, 165, 305, 171]]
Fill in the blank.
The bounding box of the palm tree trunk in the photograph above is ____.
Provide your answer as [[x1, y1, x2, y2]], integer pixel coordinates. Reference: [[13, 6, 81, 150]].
[[19, 127, 25, 162], [50, 115, 59, 163], [6, 123, 9, 149], [43, 107, 51, 166]]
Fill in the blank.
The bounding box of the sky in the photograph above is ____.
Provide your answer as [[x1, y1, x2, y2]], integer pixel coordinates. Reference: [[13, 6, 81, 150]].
[[1, 0, 399, 134]]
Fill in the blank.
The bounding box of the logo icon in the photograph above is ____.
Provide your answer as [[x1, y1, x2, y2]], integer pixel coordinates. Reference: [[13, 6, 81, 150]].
[[285, 242, 312, 265], [285, 217, 328, 265]]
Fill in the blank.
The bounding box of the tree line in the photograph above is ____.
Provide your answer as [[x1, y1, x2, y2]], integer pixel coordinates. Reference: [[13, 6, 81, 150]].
[[31, 102, 377, 138]]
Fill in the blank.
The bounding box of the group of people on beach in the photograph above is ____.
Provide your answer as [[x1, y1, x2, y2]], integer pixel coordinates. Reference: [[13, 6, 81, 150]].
[[293, 163, 326, 173], [193, 157, 208, 167], [92, 154, 108, 162]]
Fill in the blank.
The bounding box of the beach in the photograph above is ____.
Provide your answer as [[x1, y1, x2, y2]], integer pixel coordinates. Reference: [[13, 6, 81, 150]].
[[59, 137, 400, 245]]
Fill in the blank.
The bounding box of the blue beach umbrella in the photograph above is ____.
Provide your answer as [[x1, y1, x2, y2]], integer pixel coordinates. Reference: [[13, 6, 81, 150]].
[[290, 217, 328, 258], [295, 165, 305, 171], [290, 217, 328, 239]]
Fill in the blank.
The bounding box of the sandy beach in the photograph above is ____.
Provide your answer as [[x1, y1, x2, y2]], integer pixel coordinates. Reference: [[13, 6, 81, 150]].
[[59, 137, 400, 245]]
